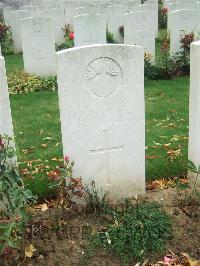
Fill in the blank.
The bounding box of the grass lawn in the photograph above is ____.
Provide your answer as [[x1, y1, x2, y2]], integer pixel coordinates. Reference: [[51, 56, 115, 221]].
[[4, 54, 24, 73], [7, 54, 189, 198]]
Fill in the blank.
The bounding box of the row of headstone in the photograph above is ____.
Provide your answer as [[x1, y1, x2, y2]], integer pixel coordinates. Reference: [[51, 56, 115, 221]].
[[1, 0, 155, 197], [2, 1, 158, 76], [3, 0, 158, 53], [0, 43, 145, 199], [1, 38, 200, 199]]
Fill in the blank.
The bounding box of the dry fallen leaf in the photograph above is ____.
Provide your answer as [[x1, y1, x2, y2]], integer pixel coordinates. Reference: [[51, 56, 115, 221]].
[[34, 203, 49, 212], [182, 253, 200, 266], [43, 137, 53, 141], [41, 144, 47, 148], [25, 244, 36, 258], [41, 203, 49, 212]]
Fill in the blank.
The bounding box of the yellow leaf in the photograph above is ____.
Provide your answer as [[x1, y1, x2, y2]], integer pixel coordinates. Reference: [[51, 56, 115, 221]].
[[41, 144, 47, 148], [25, 244, 36, 258], [182, 253, 200, 266], [41, 203, 49, 212]]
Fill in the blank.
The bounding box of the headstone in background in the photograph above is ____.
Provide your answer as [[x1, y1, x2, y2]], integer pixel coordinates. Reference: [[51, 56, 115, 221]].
[[3, 5, 16, 25], [108, 4, 127, 43], [124, 11, 155, 61], [44, 8, 65, 45], [10, 9, 34, 53], [73, 14, 107, 46], [168, 9, 200, 54], [21, 17, 56, 76]]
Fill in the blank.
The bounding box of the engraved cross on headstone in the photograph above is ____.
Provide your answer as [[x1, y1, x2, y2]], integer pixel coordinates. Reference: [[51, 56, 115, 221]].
[[89, 129, 124, 184]]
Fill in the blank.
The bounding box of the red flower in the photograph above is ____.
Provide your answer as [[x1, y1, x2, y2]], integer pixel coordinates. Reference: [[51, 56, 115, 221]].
[[69, 32, 74, 40], [64, 155, 70, 162]]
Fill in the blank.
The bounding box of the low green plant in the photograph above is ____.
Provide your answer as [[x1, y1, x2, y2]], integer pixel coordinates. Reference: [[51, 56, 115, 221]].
[[84, 180, 108, 214], [106, 30, 116, 43], [144, 53, 159, 80], [82, 202, 172, 265], [170, 32, 194, 77], [179, 160, 200, 205], [56, 24, 74, 51], [146, 31, 194, 80], [0, 135, 36, 254], [48, 156, 85, 207], [7, 71, 57, 94]]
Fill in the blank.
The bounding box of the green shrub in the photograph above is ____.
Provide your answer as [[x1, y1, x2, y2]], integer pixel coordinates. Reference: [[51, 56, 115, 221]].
[[56, 24, 74, 51], [159, 7, 168, 29], [145, 31, 194, 80], [83, 202, 172, 265], [0, 22, 13, 55], [7, 71, 57, 94]]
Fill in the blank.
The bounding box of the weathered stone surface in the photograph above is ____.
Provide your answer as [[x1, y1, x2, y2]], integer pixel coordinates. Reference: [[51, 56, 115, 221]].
[[21, 17, 56, 76], [57, 44, 145, 199], [73, 14, 106, 46]]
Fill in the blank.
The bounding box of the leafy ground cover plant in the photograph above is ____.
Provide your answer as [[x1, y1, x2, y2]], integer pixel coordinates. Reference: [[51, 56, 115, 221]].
[[82, 202, 172, 265], [177, 160, 200, 206], [48, 156, 85, 207], [7, 71, 57, 94], [84, 180, 108, 214], [0, 135, 36, 255]]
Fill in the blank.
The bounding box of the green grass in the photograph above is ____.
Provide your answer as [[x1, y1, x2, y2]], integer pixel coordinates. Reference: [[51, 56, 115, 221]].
[[6, 54, 189, 197], [145, 77, 189, 179], [4, 54, 24, 73], [10, 91, 62, 199]]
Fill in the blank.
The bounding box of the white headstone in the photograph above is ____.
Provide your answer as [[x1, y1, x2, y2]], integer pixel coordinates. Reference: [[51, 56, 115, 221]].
[[10, 9, 34, 53], [21, 17, 56, 76], [64, 3, 77, 29], [73, 14, 107, 46], [57, 44, 145, 199], [44, 8, 65, 44], [188, 40, 200, 184], [3, 6, 16, 26], [75, 4, 108, 20], [108, 5, 127, 43], [168, 9, 200, 54], [0, 56, 14, 138], [146, 0, 158, 37], [123, 11, 155, 61]]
